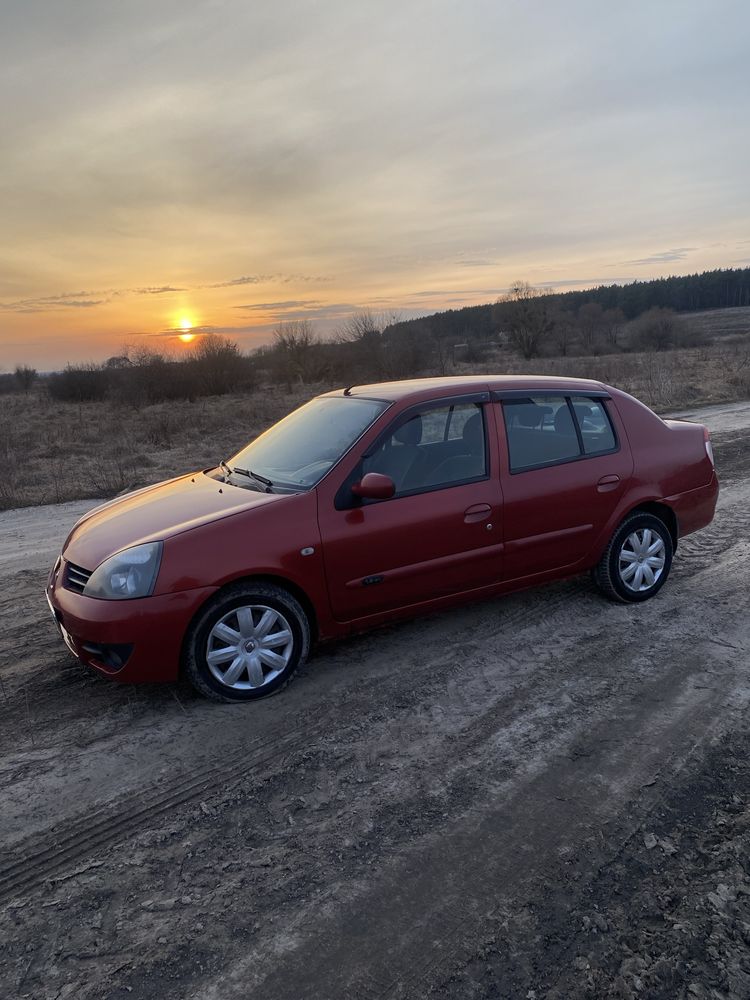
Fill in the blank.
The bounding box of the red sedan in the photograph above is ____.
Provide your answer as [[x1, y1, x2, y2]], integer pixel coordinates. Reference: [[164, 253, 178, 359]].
[[46, 376, 718, 701]]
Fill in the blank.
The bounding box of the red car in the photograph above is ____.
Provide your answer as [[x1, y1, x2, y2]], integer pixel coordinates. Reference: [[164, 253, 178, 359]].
[[46, 376, 718, 701]]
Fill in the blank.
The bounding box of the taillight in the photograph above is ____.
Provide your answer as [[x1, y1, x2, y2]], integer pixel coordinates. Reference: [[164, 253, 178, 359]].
[[703, 426, 714, 465]]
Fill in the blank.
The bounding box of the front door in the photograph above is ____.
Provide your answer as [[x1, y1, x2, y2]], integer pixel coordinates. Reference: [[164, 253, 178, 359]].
[[317, 397, 503, 622]]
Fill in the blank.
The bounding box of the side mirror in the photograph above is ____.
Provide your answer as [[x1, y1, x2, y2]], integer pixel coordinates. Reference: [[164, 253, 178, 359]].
[[351, 472, 395, 500]]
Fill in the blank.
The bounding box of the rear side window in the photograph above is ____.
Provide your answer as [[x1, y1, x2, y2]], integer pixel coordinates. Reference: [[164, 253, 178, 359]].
[[503, 396, 580, 471], [502, 394, 618, 472], [570, 396, 616, 455]]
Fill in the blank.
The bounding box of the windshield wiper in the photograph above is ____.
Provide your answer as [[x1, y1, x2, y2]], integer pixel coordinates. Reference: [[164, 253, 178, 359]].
[[220, 460, 274, 493]]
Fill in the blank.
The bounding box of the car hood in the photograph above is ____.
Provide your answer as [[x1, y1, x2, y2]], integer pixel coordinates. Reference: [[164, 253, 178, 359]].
[[63, 472, 285, 570]]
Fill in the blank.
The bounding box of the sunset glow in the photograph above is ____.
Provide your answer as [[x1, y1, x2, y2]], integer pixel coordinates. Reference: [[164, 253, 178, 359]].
[[0, 2, 748, 370]]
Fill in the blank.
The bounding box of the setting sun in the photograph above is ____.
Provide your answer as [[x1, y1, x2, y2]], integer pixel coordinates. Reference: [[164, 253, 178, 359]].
[[176, 314, 195, 342]]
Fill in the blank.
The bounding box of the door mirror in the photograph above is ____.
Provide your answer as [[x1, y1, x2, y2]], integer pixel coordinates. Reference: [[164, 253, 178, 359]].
[[351, 472, 395, 500]]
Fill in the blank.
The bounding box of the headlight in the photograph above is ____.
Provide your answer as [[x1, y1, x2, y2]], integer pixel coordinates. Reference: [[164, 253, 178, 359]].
[[83, 542, 163, 600]]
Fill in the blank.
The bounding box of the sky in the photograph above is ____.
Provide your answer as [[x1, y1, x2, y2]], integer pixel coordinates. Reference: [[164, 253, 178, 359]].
[[1, 0, 749, 369]]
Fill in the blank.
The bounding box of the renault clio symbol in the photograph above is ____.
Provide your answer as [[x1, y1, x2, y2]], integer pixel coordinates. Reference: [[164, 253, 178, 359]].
[[46, 376, 719, 701]]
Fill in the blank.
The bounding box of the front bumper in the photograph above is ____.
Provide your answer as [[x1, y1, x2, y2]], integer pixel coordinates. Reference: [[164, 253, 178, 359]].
[[46, 560, 216, 683]]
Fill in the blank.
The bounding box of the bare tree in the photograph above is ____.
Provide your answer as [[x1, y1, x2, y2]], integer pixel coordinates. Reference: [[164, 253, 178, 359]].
[[192, 333, 243, 395], [14, 365, 36, 393], [430, 329, 454, 374], [334, 311, 389, 380], [632, 308, 677, 352], [335, 310, 381, 344], [602, 307, 626, 350], [576, 303, 606, 355], [498, 281, 554, 359], [272, 320, 317, 390], [549, 310, 575, 357]]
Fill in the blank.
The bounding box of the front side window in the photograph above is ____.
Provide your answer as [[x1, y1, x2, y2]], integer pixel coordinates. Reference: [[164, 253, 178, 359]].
[[226, 396, 388, 490], [362, 401, 487, 495]]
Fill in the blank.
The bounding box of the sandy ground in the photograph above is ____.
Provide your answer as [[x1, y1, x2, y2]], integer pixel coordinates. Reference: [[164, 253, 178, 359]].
[[0, 402, 749, 1000]]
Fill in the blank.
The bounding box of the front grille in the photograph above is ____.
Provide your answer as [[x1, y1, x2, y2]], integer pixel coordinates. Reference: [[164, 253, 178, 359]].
[[65, 561, 92, 594]]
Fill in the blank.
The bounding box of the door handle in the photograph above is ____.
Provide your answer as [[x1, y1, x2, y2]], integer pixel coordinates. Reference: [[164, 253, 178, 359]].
[[597, 474, 620, 493], [464, 503, 492, 523]]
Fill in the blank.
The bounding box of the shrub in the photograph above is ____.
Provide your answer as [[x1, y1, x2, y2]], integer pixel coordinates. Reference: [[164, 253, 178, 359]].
[[630, 308, 677, 352], [48, 364, 109, 402], [14, 365, 37, 393]]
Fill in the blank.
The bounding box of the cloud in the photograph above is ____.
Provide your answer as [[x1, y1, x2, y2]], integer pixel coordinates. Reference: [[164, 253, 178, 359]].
[[409, 288, 506, 298], [0, 292, 108, 312], [278, 274, 334, 284], [204, 274, 332, 288], [234, 299, 321, 311], [206, 275, 271, 288], [131, 285, 186, 294], [536, 277, 632, 289], [624, 248, 699, 266], [231, 301, 364, 326]]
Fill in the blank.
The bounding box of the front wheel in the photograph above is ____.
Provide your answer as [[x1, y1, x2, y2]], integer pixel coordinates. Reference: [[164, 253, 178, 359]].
[[184, 582, 310, 702], [594, 512, 673, 603]]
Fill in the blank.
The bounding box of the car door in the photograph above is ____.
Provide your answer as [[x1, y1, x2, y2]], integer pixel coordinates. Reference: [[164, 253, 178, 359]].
[[493, 391, 633, 580], [317, 394, 504, 622]]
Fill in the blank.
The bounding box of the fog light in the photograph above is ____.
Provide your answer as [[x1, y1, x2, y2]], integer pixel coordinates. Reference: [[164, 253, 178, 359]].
[[81, 642, 134, 672]]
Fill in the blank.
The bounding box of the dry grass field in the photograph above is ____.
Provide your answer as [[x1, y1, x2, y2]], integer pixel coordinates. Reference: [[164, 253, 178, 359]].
[[1, 341, 748, 511]]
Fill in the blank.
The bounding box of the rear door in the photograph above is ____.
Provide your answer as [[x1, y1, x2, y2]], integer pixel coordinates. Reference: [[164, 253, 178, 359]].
[[317, 394, 504, 621], [494, 391, 633, 580]]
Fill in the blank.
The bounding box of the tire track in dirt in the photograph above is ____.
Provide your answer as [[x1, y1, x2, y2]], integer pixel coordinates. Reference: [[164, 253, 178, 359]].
[[0, 726, 317, 905]]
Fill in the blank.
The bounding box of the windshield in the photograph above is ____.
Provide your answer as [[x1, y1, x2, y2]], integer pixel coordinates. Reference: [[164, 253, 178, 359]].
[[227, 396, 388, 490]]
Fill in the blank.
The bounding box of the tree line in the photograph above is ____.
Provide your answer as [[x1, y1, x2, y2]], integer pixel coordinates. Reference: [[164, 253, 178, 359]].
[[388, 266, 750, 347], [2, 266, 747, 400]]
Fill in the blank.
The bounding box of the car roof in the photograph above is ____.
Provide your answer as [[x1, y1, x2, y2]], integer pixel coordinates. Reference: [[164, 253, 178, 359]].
[[321, 374, 609, 403]]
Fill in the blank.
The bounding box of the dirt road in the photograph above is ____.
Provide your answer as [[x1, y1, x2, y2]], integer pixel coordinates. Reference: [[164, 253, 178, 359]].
[[1, 402, 749, 1000]]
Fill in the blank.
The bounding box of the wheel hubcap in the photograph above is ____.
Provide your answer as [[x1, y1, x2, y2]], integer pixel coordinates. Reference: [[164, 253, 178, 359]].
[[618, 528, 666, 592], [206, 605, 294, 690]]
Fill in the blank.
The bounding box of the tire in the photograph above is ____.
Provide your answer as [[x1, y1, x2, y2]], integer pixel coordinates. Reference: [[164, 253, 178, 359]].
[[594, 512, 673, 604], [183, 582, 310, 702]]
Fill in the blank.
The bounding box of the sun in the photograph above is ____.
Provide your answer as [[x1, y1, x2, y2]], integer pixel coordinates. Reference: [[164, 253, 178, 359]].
[[177, 315, 195, 342]]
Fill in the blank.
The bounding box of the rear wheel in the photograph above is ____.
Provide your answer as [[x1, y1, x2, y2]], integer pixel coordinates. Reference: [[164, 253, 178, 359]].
[[594, 512, 673, 603], [184, 582, 310, 702]]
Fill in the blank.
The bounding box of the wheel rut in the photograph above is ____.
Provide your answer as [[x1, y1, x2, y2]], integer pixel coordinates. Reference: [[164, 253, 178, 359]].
[[0, 727, 312, 906]]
